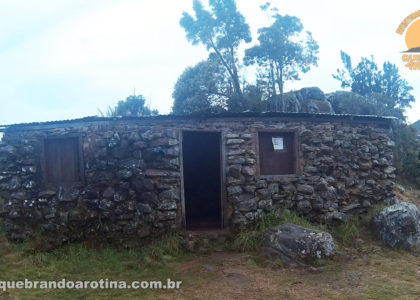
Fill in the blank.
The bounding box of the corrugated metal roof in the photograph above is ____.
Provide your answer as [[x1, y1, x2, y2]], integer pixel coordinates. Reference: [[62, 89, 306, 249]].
[[0, 112, 396, 132]]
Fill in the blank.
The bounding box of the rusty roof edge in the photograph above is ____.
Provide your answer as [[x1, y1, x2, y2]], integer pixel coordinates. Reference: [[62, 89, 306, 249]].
[[0, 112, 397, 132]]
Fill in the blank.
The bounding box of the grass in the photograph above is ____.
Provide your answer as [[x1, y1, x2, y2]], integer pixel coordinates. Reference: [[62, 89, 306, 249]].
[[2, 189, 420, 299], [231, 209, 327, 252], [0, 231, 189, 299], [231, 205, 388, 252]]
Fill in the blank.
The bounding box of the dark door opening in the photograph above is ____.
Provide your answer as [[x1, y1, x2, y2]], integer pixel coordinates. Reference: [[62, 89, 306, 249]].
[[182, 131, 221, 230]]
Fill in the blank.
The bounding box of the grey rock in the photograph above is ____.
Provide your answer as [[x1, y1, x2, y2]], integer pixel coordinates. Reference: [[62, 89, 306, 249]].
[[324, 211, 348, 223], [227, 186, 242, 195], [297, 200, 312, 213], [237, 198, 258, 212], [314, 179, 328, 191], [159, 189, 180, 201], [137, 203, 152, 213], [256, 180, 267, 189], [384, 166, 396, 174], [117, 170, 133, 179], [297, 184, 314, 195], [58, 187, 80, 202], [282, 183, 296, 194], [102, 187, 115, 199], [158, 200, 177, 211], [257, 188, 270, 198], [242, 166, 255, 176], [341, 203, 360, 212], [99, 199, 113, 210], [373, 202, 420, 249], [227, 165, 242, 179], [258, 199, 273, 211], [157, 211, 176, 221], [227, 139, 245, 145], [268, 183, 279, 194], [113, 190, 128, 202], [141, 192, 159, 207], [264, 224, 335, 266]]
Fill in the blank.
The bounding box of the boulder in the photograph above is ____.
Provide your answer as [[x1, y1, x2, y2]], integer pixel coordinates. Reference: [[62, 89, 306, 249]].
[[264, 224, 335, 266], [373, 202, 420, 249]]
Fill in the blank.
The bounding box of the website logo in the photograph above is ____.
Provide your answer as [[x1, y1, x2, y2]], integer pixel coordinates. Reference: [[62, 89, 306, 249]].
[[396, 10, 420, 70]]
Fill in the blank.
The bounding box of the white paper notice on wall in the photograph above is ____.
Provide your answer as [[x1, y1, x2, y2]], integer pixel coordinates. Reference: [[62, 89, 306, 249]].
[[272, 137, 284, 150]]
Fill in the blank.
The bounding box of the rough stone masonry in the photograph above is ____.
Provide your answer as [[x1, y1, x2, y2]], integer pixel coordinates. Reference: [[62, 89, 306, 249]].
[[0, 113, 396, 246]]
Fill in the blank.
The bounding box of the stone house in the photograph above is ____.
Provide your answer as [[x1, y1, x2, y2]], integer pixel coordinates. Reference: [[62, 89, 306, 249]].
[[0, 113, 396, 244]]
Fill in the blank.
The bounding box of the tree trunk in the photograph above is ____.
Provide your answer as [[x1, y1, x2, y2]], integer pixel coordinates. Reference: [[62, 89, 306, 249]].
[[274, 62, 284, 112], [210, 40, 242, 101], [230, 47, 243, 100], [269, 62, 277, 111], [280, 68, 284, 112]]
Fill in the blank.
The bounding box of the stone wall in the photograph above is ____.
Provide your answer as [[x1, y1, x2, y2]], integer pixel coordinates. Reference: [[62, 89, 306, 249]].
[[0, 116, 395, 245]]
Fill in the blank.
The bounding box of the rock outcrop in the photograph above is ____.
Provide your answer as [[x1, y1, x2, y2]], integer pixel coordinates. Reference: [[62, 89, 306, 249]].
[[271, 87, 334, 113]]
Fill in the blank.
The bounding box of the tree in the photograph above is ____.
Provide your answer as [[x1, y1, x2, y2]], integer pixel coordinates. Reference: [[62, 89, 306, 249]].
[[244, 10, 319, 111], [172, 57, 228, 114], [172, 57, 266, 114], [333, 51, 418, 186], [180, 0, 251, 100], [100, 95, 158, 117], [333, 51, 415, 115]]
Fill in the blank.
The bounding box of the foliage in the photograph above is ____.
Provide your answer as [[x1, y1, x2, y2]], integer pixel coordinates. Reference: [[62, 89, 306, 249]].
[[392, 124, 420, 187], [332, 51, 418, 185], [177, 1, 320, 113], [413, 119, 420, 132], [99, 95, 158, 117], [333, 51, 415, 116], [180, 0, 251, 100], [172, 59, 268, 114], [244, 8, 319, 111], [172, 58, 228, 114]]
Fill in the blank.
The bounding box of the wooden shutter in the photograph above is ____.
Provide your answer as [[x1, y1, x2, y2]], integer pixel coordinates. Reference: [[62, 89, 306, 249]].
[[258, 132, 295, 175], [44, 137, 81, 184]]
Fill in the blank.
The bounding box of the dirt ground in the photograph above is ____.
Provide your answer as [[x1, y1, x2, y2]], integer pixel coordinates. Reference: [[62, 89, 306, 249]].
[[163, 188, 420, 300], [161, 244, 420, 300]]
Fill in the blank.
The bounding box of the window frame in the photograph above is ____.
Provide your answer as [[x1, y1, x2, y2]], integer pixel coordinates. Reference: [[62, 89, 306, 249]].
[[40, 134, 85, 188], [255, 129, 300, 179]]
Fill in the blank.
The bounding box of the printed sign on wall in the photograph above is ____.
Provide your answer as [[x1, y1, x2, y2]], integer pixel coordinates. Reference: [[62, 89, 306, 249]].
[[272, 137, 284, 150]]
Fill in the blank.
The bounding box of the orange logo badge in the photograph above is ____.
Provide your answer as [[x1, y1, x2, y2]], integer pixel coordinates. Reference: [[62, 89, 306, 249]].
[[396, 10, 420, 70]]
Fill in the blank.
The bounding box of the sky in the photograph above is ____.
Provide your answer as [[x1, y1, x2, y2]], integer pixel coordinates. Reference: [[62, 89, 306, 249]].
[[0, 0, 419, 126]]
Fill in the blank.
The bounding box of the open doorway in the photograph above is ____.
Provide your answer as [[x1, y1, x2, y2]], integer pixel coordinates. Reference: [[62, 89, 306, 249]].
[[182, 131, 222, 230]]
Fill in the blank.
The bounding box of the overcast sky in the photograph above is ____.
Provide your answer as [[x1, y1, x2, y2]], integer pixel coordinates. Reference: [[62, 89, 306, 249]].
[[0, 0, 419, 125]]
